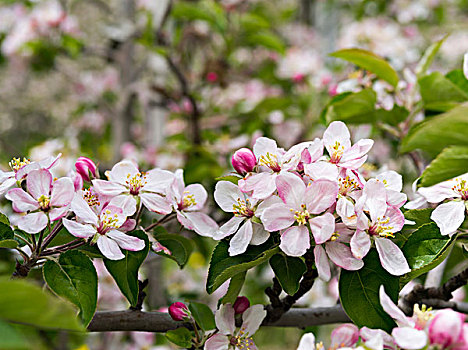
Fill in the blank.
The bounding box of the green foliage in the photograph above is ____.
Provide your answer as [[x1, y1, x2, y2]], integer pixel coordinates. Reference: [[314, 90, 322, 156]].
[[188, 301, 216, 331], [339, 249, 398, 333], [153, 231, 194, 268], [0, 320, 29, 350], [373, 105, 409, 126], [172, 0, 227, 33], [207, 237, 279, 294], [215, 175, 242, 184], [400, 223, 456, 284], [418, 72, 468, 112], [415, 34, 448, 77], [420, 146, 468, 186], [269, 254, 306, 295], [245, 31, 286, 54], [404, 208, 434, 229], [0, 222, 17, 249], [103, 230, 149, 307], [43, 250, 97, 326], [400, 102, 468, 156], [166, 327, 193, 348], [323, 89, 377, 124], [330, 48, 399, 87], [220, 272, 247, 304], [0, 278, 83, 331]]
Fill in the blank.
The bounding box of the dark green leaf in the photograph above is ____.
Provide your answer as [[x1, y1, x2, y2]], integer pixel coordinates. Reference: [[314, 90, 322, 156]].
[[404, 208, 434, 229], [400, 102, 468, 156], [420, 146, 468, 187], [373, 105, 409, 126], [339, 249, 399, 333], [220, 272, 246, 305], [0, 278, 83, 331], [0, 212, 10, 226], [446, 69, 468, 95], [104, 230, 149, 307], [0, 222, 14, 241], [215, 175, 241, 185], [415, 35, 448, 77], [324, 89, 377, 124], [330, 48, 399, 87], [166, 327, 193, 348], [153, 233, 194, 268], [189, 302, 216, 331], [207, 237, 279, 294], [43, 250, 97, 326], [400, 223, 456, 284], [418, 72, 467, 112], [269, 254, 306, 295], [0, 240, 17, 249]]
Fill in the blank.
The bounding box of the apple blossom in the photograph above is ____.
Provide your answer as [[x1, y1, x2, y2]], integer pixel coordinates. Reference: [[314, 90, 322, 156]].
[[5, 169, 74, 233], [168, 302, 190, 321], [231, 148, 256, 175], [428, 309, 466, 348], [75, 156, 98, 182], [296, 324, 359, 350]]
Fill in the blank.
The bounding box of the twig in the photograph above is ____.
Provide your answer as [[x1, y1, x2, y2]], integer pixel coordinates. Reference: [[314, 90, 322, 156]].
[[144, 213, 175, 232], [41, 221, 64, 249], [40, 239, 87, 257]]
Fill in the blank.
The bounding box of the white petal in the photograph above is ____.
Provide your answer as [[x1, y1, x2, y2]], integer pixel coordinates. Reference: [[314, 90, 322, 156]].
[[261, 203, 295, 232], [375, 237, 411, 276], [6, 188, 39, 212], [144, 169, 175, 193], [107, 160, 139, 185], [241, 172, 277, 200], [304, 161, 338, 181], [92, 179, 127, 197], [215, 304, 235, 335], [305, 179, 338, 214], [309, 213, 335, 244], [63, 218, 96, 238], [17, 212, 48, 234], [71, 192, 98, 225], [229, 220, 253, 256], [392, 327, 427, 350], [109, 194, 137, 216], [50, 177, 74, 207], [204, 334, 229, 350], [214, 216, 244, 240], [279, 226, 310, 257], [379, 285, 411, 327], [97, 235, 125, 260], [297, 333, 316, 350], [241, 304, 266, 337], [0, 177, 16, 195], [140, 192, 172, 214], [431, 200, 466, 236], [107, 230, 145, 251], [253, 137, 278, 159], [377, 171, 403, 191], [276, 172, 306, 209], [323, 121, 351, 154], [325, 242, 364, 271], [250, 222, 269, 245], [184, 184, 207, 210], [183, 211, 218, 237], [26, 169, 52, 199], [350, 230, 371, 260], [214, 181, 244, 212], [314, 245, 331, 282]]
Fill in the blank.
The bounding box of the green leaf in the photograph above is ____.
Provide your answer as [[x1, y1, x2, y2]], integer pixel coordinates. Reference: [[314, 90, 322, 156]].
[[400, 102, 468, 156], [269, 254, 306, 295], [0, 278, 84, 331], [207, 237, 279, 294], [324, 89, 377, 124], [420, 146, 468, 187], [0, 320, 29, 350], [446, 69, 468, 95], [373, 105, 409, 126], [239, 13, 270, 32], [172, 0, 226, 33], [153, 233, 194, 268], [103, 230, 149, 307], [339, 249, 398, 333], [43, 250, 97, 326], [404, 208, 434, 229], [418, 72, 468, 112], [400, 223, 456, 284], [330, 48, 399, 87], [215, 175, 242, 185], [415, 35, 448, 77], [246, 31, 285, 54], [220, 272, 246, 305], [0, 240, 17, 249], [166, 327, 193, 348], [0, 222, 14, 241], [0, 212, 10, 226], [189, 302, 216, 331]]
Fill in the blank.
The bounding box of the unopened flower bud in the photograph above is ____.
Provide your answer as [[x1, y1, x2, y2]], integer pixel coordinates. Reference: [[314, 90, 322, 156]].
[[233, 296, 250, 314], [168, 302, 190, 321], [231, 148, 256, 175], [428, 309, 465, 348], [75, 157, 97, 182]]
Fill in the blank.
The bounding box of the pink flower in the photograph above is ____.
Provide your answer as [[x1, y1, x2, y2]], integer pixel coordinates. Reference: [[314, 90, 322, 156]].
[[167, 169, 218, 237], [6, 169, 73, 233], [429, 309, 466, 348], [63, 190, 144, 260], [75, 156, 97, 182], [92, 160, 174, 216], [261, 172, 338, 257], [205, 304, 266, 350], [233, 297, 250, 315], [231, 148, 256, 175], [168, 302, 190, 321]]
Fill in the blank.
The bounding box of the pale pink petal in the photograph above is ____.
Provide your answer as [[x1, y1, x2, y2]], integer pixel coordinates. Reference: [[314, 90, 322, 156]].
[[97, 235, 125, 260], [49, 205, 70, 221], [350, 230, 371, 259], [63, 218, 96, 238], [214, 216, 244, 240], [379, 285, 411, 327], [184, 184, 207, 210], [177, 211, 194, 231], [276, 172, 306, 209], [377, 171, 403, 192], [50, 177, 74, 207], [255, 195, 283, 217], [386, 190, 407, 207], [375, 237, 411, 276], [331, 324, 359, 347], [314, 245, 331, 281], [71, 192, 98, 225], [253, 137, 279, 159], [305, 179, 338, 214], [106, 160, 139, 185], [431, 200, 466, 236], [297, 333, 316, 350], [0, 177, 17, 195], [119, 219, 136, 232], [144, 169, 175, 193], [17, 212, 48, 234], [282, 141, 313, 171], [323, 121, 351, 153], [229, 220, 253, 256], [107, 230, 145, 251], [240, 172, 277, 200], [336, 196, 357, 227], [384, 206, 405, 233], [429, 309, 465, 347], [214, 181, 244, 212], [359, 179, 387, 222], [307, 138, 324, 162], [241, 304, 266, 336], [15, 162, 40, 181], [140, 192, 172, 214], [360, 327, 394, 348], [250, 222, 269, 245], [100, 205, 126, 227], [27, 169, 52, 199], [340, 139, 374, 167], [168, 169, 185, 203], [6, 188, 39, 212], [304, 162, 338, 181], [418, 179, 459, 203], [392, 327, 427, 350], [183, 211, 218, 237], [205, 334, 229, 350], [279, 226, 310, 257], [325, 241, 364, 270], [215, 304, 236, 335], [92, 179, 127, 197], [38, 153, 61, 169], [261, 203, 295, 232], [309, 213, 335, 244], [109, 194, 137, 216]]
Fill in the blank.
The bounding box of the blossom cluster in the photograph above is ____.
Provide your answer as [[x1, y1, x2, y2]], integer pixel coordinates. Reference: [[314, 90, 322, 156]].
[[0, 154, 216, 260], [297, 285, 468, 350], [214, 121, 410, 278]]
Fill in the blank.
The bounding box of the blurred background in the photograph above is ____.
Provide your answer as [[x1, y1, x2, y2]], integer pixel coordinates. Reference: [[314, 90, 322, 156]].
[[0, 0, 467, 349]]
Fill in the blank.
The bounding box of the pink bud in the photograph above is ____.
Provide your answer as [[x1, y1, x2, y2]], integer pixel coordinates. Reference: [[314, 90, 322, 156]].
[[73, 172, 83, 191], [292, 73, 305, 83], [75, 157, 97, 182], [231, 148, 256, 175], [168, 302, 190, 321], [233, 296, 250, 314], [429, 309, 466, 348], [206, 71, 218, 83]]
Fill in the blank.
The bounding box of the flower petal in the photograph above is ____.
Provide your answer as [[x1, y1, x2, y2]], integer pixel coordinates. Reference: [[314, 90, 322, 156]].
[[261, 203, 294, 232], [379, 285, 411, 327], [215, 304, 236, 335], [297, 333, 316, 350], [184, 184, 207, 210], [106, 160, 139, 185], [140, 192, 172, 214], [241, 304, 266, 337], [240, 172, 277, 200], [214, 181, 244, 212], [375, 237, 411, 276], [71, 192, 98, 225], [279, 226, 310, 257], [350, 230, 371, 260], [214, 216, 244, 240], [49, 205, 70, 221], [183, 211, 219, 237], [325, 241, 364, 271], [323, 121, 351, 154], [109, 194, 137, 216], [314, 245, 331, 282], [63, 218, 96, 238], [392, 327, 427, 350], [305, 179, 338, 214], [144, 169, 175, 193], [107, 230, 145, 251], [304, 161, 338, 181], [97, 235, 125, 260], [0, 177, 16, 195], [17, 212, 48, 234], [331, 324, 359, 348], [27, 169, 52, 199], [253, 137, 279, 159], [431, 200, 466, 236], [204, 334, 229, 350], [250, 222, 269, 245], [50, 177, 74, 207], [92, 179, 127, 197], [309, 212, 335, 244], [229, 220, 253, 256], [6, 188, 39, 212], [276, 172, 306, 209]]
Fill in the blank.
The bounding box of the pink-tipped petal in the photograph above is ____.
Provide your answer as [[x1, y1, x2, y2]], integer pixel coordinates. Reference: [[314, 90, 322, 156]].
[[27, 169, 52, 199], [279, 226, 310, 257], [375, 237, 411, 276], [276, 172, 306, 209], [107, 230, 145, 251], [314, 245, 331, 282], [305, 179, 338, 214], [17, 212, 48, 234], [331, 324, 359, 348], [71, 192, 98, 226], [63, 218, 96, 238], [50, 177, 74, 207], [49, 205, 70, 221], [6, 188, 39, 212], [109, 194, 137, 216], [309, 213, 335, 244], [325, 241, 364, 271], [241, 172, 277, 200], [350, 230, 371, 260], [92, 179, 127, 197], [379, 285, 411, 327]]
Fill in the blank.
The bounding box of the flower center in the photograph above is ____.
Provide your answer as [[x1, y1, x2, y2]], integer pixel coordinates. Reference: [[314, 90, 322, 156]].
[[37, 194, 50, 210], [258, 152, 281, 172], [126, 172, 147, 195], [179, 191, 196, 210], [233, 198, 254, 218], [292, 204, 310, 225], [330, 232, 340, 241], [9, 157, 30, 172], [369, 216, 394, 237], [230, 329, 255, 349], [330, 141, 344, 163], [83, 189, 100, 208], [452, 178, 468, 200], [338, 176, 360, 195], [98, 209, 120, 235], [413, 304, 434, 330]]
